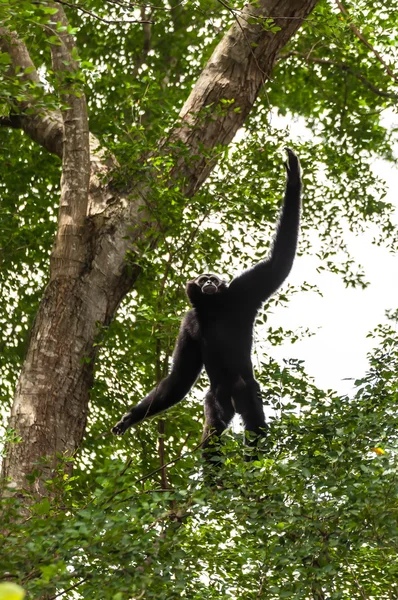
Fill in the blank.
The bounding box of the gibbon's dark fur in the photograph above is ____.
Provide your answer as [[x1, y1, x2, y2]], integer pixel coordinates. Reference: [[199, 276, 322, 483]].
[[113, 149, 302, 454]]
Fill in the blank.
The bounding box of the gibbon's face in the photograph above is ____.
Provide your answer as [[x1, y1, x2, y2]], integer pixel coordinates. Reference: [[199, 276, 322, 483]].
[[194, 274, 227, 295]]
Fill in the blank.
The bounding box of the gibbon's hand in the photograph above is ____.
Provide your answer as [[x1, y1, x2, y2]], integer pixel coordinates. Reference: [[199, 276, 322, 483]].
[[284, 147, 301, 184], [112, 412, 134, 435]]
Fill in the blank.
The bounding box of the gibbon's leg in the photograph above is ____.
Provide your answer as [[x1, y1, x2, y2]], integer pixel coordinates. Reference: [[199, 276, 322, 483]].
[[201, 388, 235, 458], [201, 388, 235, 485], [232, 378, 267, 459]]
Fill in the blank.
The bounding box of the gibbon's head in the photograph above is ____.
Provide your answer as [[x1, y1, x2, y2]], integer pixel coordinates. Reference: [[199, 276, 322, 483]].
[[186, 273, 228, 305]]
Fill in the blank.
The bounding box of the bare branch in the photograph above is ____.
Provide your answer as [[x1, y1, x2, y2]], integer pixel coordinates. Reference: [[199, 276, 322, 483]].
[[49, 578, 90, 600], [157, 419, 170, 490], [279, 51, 398, 100], [334, 0, 398, 84]]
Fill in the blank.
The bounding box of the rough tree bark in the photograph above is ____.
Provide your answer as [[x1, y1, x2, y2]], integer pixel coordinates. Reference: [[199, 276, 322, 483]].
[[1, 0, 318, 496]]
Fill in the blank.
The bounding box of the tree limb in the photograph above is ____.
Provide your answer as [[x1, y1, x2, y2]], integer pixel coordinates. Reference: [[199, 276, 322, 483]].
[[45, 2, 91, 278], [0, 27, 64, 157], [84, 0, 320, 340], [0, 25, 117, 220]]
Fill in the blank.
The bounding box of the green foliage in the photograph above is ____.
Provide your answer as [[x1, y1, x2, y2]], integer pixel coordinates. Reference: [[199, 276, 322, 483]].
[[2, 316, 398, 598]]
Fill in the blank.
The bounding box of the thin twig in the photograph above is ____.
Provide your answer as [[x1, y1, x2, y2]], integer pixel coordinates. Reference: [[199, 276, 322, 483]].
[[344, 561, 368, 600], [256, 571, 268, 598], [136, 430, 214, 485], [154, 250, 174, 489], [334, 0, 398, 83], [108, 0, 187, 12], [175, 431, 192, 458], [49, 577, 89, 600], [56, 0, 154, 23]]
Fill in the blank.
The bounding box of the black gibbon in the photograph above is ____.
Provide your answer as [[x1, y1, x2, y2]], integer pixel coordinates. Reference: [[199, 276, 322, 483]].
[[113, 148, 302, 455]]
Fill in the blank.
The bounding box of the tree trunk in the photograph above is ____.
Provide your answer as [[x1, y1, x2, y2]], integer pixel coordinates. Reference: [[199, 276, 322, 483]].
[[1, 0, 318, 496]]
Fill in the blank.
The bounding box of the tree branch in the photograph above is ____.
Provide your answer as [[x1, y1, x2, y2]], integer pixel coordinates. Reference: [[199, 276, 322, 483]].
[[334, 0, 398, 84], [278, 51, 398, 100], [107, 0, 186, 12], [55, 0, 154, 24], [49, 577, 90, 600], [0, 26, 116, 220], [85, 0, 320, 324], [0, 27, 64, 157], [130, 5, 152, 81]]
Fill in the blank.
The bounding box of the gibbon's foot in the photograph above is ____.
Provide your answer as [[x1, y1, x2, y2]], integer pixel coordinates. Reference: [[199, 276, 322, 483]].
[[112, 413, 133, 435], [284, 147, 300, 182]]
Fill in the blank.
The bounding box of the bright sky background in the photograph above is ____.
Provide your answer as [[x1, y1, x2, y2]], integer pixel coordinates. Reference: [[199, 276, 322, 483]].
[[266, 115, 398, 396]]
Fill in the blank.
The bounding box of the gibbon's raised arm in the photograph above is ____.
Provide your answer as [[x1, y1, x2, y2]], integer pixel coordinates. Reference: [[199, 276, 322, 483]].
[[112, 326, 203, 435], [229, 148, 302, 308]]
